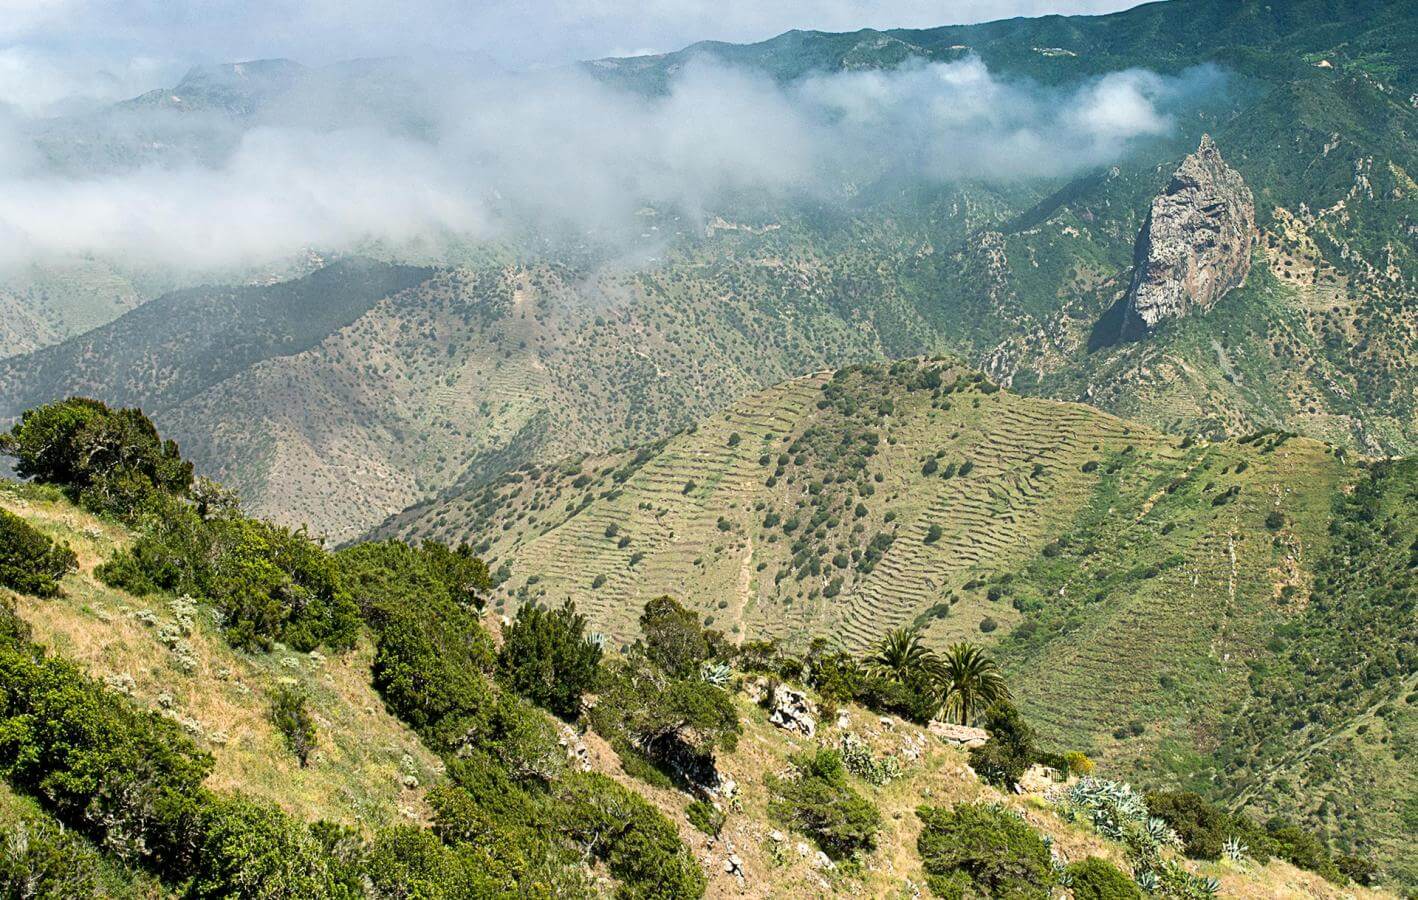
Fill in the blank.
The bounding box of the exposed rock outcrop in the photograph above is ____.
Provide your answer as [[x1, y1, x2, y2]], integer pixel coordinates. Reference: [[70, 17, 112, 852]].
[[1119, 135, 1255, 340], [927, 720, 990, 748]]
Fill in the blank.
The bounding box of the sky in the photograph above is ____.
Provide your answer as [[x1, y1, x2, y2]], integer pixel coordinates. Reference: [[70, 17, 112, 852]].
[[0, 0, 1143, 111]]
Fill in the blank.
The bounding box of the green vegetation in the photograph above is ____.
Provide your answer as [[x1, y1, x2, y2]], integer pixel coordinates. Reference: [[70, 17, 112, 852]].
[[1, 397, 191, 519], [497, 599, 602, 719], [269, 683, 318, 767], [968, 702, 1037, 790], [767, 748, 882, 860], [916, 802, 1055, 899], [1066, 857, 1142, 900], [0, 508, 76, 597]]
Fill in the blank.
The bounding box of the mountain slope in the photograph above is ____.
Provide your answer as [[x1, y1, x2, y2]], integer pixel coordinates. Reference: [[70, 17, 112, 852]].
[[0, 482, 444, 831], [377, 359, 1414, 884]]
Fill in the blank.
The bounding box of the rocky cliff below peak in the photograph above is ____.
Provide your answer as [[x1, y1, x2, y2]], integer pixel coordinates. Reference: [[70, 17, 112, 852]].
[[1118, 134, 1255, 340]]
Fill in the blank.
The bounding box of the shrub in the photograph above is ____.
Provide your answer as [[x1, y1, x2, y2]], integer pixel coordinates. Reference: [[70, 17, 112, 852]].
[[1144, 791, 1232, 860], [101, 505, 359, 653], [498, 599, 602, 719], [639, 595, 711, 677], [560, 773, 706, 899], [191, 794, 344, 897], [686, 798, 725, 836], [969, 703, 1036, 789], [269, 683, 318, 767], [1064, 750, 1095, 777], [839, 733, 902, 786], [767, 749, 881, 860], [1066, 857, 1141, 900], [0, 509, 77, 597], [916, 802, 1055, 899], [1, 398, 192, 518]]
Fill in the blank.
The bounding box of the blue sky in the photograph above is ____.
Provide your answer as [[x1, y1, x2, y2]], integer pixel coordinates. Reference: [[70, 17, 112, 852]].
[[1, 0, 1142, 111]]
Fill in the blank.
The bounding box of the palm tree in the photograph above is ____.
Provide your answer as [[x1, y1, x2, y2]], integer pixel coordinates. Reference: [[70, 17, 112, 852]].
[[935, 642, 1010, 725], [869, 626, 942, 684]]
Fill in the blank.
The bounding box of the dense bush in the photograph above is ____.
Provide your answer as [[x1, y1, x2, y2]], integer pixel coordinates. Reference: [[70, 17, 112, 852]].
[[639, 595, 712, 677], [269, 683, 318, 767], [1067, 857, 1142, 900], [916, 802, 1055, 899], [1, 398, 192, 518], [560, 773, 707, 899], [968, 703, 1037, 789], [101, 505, 359, 652], [0, 637, 212, 871], [767, 748, 881, 860], [0, 508, 76, 597], [498, 599, 602, 719], [1145, 791, 1253, 861]]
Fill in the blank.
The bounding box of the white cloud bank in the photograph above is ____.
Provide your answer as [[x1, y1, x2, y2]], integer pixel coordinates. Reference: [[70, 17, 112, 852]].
[[0, 56, 1224, 271]]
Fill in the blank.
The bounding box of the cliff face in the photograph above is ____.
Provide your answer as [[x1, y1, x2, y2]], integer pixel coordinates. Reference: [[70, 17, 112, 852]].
[[1119, 135, 1255, 340]]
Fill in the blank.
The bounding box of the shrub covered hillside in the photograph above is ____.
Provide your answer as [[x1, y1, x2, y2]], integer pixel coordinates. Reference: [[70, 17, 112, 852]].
[[0, 398, 1401, 897], [381, 358, 1416, 891]]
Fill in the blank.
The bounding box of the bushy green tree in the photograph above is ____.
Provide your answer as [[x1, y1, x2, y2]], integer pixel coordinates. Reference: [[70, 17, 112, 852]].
[[968, 702, 1037, 789], [1, 398, 192, 517], [498, 599, 602, 719], [191, 794, 346, 898], [592, 655, 740, 783], [916, 802, 1055, 899], [767, 748, 881, 860], [0, 509, 77, 597], [639, 595, 710, 677]]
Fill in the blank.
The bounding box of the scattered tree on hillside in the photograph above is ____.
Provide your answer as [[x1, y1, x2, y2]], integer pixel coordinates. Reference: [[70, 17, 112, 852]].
[[0, 509, 77, 597]]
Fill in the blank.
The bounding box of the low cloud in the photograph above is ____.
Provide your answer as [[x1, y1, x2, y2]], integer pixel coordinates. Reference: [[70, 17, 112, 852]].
[[0, 56, 1225, 272]]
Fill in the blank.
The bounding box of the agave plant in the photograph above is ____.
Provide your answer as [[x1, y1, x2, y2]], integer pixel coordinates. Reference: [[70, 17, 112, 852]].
[[700, 660, 732, 687], [869, 626, 943, 684], [935, 642, 1010, 725], [1222, 835, 1248, 862], [1135, 869, 1159, 893]]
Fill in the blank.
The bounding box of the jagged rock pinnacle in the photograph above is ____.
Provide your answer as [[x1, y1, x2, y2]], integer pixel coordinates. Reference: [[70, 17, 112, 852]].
[[1118, 134, 1256, 340]]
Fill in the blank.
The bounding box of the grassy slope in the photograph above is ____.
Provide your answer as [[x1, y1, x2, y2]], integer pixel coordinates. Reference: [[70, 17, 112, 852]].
[[0, 482, 443, 833], [0, 476, 1405, 896]]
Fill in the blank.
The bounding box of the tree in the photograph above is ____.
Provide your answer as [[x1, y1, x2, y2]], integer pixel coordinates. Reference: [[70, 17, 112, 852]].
[[869, 626, 942, 685], [1, 398, 192, 516], [0, 509, 77, 597], [936, 642, 1010, 725], [639, 595, 709, 677], [968, 702, 1037, 789], [498, 600, 602, 719]]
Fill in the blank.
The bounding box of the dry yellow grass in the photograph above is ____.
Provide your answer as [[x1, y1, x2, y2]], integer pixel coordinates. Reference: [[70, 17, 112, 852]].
[[0, 484, 442, 832]]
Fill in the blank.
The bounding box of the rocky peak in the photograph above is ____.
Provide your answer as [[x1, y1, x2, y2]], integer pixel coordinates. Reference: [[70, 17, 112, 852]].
[[1118, 134, 1255, 340]]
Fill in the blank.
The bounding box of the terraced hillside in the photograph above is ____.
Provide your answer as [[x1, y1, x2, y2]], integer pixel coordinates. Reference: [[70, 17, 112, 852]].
[[384, 360, 1342, 653], [378, 359, 1418, 880]]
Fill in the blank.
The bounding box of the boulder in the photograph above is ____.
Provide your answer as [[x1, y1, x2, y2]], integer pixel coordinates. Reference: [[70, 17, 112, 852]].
[[767, 684, 818, 737]]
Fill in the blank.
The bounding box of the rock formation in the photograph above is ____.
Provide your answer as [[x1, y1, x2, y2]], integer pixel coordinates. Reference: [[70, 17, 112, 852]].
[[1119, 134, 1255, 340]]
